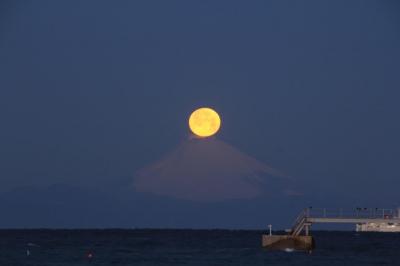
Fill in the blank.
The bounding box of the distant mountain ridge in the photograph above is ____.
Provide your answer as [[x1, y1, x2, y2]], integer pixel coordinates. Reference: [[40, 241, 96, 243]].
[[134, 138, 293, 201]]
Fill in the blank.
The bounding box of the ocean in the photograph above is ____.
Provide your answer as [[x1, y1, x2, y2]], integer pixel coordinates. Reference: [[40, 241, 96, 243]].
[[0, 229, 399, 266]]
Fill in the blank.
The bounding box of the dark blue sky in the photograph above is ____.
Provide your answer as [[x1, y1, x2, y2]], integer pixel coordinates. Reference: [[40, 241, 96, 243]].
[[0, 0, 399, 228]]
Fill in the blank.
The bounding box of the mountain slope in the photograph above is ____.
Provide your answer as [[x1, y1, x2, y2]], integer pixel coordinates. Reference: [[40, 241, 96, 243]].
[[133, 138, 290, 201]]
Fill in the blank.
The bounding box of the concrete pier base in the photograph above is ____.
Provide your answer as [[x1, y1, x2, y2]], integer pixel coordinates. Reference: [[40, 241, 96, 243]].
[[262, 235, 314, 251]]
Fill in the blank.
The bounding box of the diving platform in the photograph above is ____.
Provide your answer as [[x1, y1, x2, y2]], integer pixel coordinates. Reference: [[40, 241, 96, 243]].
[[262, 207, 400, 251]]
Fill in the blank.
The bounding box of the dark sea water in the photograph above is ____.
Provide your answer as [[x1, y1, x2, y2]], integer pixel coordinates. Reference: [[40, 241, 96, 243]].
[[0, 229, 399, 266]]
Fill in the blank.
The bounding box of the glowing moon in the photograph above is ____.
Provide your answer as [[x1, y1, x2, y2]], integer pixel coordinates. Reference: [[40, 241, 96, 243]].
[[189, 107, 221, 137]]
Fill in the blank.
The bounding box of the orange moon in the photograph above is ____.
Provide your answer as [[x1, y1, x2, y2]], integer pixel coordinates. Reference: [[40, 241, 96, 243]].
[[188, 107, 221, 137]]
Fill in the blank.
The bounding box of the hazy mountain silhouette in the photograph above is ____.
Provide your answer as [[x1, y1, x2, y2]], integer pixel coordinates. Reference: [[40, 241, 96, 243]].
[[0, 183, 312, 229], [133, 138, 293, 201], [0, 184, 124, 228], [0, 183, 370, 229]]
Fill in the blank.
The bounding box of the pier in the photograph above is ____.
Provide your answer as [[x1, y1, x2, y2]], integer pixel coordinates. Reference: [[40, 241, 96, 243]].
[[262, 207, 400, 251]]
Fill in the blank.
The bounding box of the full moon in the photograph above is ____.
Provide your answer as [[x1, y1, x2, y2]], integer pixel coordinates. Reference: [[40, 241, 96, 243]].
[[189, 107, 221, 137]]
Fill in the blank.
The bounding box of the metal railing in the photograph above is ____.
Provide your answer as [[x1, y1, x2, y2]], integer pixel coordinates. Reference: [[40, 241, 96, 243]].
[[306, 208, 397, 219], [290, 208, 309, 236], [289, 207, 399, 236]]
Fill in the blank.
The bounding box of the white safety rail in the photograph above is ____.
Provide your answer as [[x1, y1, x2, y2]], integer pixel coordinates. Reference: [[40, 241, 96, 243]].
[[307, 208, 397, 219], [290, 208, 400, 236]]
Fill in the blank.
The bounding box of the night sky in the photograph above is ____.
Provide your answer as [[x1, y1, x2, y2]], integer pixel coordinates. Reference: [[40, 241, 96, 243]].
[[1, 0, 400, 228]]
